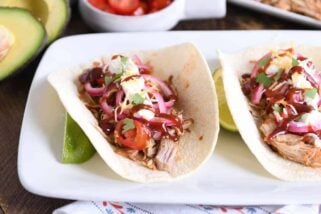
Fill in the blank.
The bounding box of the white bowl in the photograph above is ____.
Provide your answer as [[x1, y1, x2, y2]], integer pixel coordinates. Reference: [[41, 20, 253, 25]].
[[79, 0, 185, 32], [79, 0, 226, 32]]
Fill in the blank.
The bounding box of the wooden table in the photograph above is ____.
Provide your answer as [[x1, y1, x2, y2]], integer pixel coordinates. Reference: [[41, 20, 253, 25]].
[[0, 3, 312, 213]]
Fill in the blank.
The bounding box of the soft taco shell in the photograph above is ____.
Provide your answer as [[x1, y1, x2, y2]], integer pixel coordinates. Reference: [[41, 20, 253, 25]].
[[219, 43, 321, 181], [48, 43, 219, 182]]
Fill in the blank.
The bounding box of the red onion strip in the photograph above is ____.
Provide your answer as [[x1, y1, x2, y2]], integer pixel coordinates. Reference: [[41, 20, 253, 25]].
[[142, 74, 173, 97], [132, 55, 152, 71], [84, 82, 105, 97], [165, 99, 175, 108], [153, 91, 167, 113], [287, 121, 309, 133], [100, 96, 113, 116], [251, 84, 264, 104]]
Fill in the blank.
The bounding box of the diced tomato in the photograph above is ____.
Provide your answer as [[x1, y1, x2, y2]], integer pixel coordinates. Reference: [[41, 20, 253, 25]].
[[133, 1, 149, 16], [114, 119, 150, 150], [103, 3, 116, 13], [90, 0, 172, 15], [108, 0, 140, 15], [89, 0, 109, 10], [150, 0, 172, 11]]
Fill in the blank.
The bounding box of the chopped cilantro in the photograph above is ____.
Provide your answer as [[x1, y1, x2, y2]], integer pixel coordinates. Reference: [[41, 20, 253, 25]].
[[258, 55, 271, 67], [305, 88, 318, 99], [121, 56, 129, 64], [273, 69, 283, 81], [122, 118, 135, 134], [292, 58, 299, 67], [113, 73, 123, 82], [121, 57, 129, 73], [132, 93, 145, 105], [256, 73, 273, 87], [104, 76, 112, 86], [273, 104, 283, 113]]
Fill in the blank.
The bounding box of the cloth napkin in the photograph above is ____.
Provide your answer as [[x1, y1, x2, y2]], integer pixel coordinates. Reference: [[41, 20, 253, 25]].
[[53, 202, 320, 214]]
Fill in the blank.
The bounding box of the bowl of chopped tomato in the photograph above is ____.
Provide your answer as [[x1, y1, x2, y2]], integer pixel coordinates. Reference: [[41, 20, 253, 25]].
[[79, 0, 184, 31], [88, 0, 174, 16]]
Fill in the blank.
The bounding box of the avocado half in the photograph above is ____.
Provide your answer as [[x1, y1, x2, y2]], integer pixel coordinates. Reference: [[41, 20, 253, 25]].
[[0, 0, 70, 43], [0, 8, 46, 81]]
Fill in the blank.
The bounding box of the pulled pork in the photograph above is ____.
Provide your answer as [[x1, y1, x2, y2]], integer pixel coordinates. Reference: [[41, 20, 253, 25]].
[[116, 119, 193, 172]]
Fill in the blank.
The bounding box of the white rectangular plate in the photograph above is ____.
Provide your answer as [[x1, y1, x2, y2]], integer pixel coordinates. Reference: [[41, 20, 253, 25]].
[[229, 0, 321, 28], [18, 31, 321, 205]]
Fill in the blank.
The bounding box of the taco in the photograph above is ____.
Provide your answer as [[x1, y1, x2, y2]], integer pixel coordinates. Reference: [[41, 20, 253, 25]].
[[219, 43, 321, 181], [48, 43, 219, 182]]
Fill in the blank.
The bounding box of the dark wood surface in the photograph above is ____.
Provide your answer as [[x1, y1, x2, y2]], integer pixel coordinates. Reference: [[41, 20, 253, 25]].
[[0, 2, 314, 214]]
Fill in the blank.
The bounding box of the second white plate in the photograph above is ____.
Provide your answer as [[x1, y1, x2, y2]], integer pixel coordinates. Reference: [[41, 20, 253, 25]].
[[19, 31, 321, 205], [229, 0, 321, 28]]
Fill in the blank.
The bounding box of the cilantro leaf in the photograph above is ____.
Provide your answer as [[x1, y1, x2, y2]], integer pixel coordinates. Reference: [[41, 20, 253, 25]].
[[132, 93, 145, 105], [273, 104, 283, 113], [258, 55, 271, 67], [121, 57, 129, 73], [273, 69, 283, 82], [113, 73, 123, 82], [292, 58, 299, 67], [122, 118, 135, 134], [305, 88, 318, 99], [105, 76, 112, 86], [256, 73, 273, 87], [121, 56, 129, 64]]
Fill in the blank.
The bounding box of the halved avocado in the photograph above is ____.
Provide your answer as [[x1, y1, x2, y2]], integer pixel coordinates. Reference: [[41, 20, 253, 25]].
[[0, 8, 46, 81], [1, 0, 69, 43]]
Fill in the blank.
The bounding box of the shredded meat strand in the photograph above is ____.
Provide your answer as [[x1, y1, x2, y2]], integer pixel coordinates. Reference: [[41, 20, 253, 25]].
[[155, 139, 178, 172], [115, 138, 180, 172], [116, 148, 157, 170], [259, 116, 321, 167]]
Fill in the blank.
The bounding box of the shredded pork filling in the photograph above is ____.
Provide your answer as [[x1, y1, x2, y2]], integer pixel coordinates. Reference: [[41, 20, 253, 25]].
[[78, 55, 193, 172], [242, 48, 321, 167], [115, 119, 192, 171]]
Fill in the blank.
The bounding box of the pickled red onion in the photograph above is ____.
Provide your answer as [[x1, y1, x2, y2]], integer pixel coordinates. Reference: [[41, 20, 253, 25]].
[[142, 74, 173, 97], [153, 91, 166, 113], [100, 96, 114, 116], [251, 84, 264, 104], [287, 121, 309, 133], [84, 82, 105, 97]]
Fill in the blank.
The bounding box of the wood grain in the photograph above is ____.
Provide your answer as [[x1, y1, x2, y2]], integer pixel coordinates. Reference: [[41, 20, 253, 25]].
[[0, 3, 311, 214]]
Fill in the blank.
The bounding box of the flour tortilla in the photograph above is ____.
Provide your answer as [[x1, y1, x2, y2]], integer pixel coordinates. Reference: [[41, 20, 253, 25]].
[[48, 43, 219, 182], [219, 43, 321, 181]]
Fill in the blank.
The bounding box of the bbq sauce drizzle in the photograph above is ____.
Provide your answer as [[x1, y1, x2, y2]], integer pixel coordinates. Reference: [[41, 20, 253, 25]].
[[241, 49, 321, 141], [79, 57, 184, 144]]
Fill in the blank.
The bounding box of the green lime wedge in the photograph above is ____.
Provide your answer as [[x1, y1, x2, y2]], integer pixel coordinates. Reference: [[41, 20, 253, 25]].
[[62, 113, 96, 163], [213, 68, 238, 132]]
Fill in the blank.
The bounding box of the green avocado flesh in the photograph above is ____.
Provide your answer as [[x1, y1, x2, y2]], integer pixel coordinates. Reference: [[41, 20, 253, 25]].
[[1, 0, 69, 42], [63, 113, 96, 164], [0, 8, 46, 81]]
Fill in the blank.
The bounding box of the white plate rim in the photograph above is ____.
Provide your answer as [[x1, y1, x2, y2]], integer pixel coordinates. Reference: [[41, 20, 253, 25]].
[[18, 31, 321, 205]]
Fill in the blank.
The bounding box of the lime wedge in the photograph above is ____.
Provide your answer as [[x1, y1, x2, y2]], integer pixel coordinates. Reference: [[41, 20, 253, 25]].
[[63, 113, 96, 163], [213, 68, 238, 132]]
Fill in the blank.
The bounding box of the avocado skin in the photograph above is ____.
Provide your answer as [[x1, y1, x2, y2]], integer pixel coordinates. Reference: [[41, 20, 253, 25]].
[[0, 8, 47, 81]]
